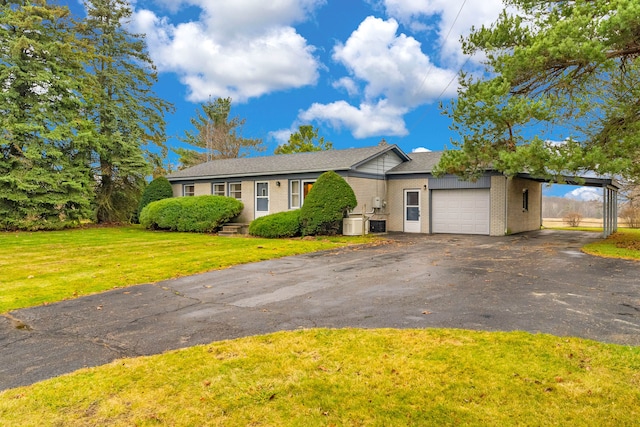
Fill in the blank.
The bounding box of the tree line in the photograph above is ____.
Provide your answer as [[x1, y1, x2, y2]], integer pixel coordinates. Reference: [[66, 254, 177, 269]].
[[0, 1, 329, 231], [1, 0, 171, 229]]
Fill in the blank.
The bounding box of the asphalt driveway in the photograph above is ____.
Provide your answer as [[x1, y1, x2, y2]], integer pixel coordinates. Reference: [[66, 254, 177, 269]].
[[1, 230, 639, 391]]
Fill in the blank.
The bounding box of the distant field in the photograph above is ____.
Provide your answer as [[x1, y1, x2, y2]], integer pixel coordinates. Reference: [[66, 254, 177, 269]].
[[542, 217, 628, 228]]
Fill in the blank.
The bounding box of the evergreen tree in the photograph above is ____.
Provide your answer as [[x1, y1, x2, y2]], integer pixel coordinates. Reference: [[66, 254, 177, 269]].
[[0, 0, 95, 230], [437, 0, 640, 182], [274, 125, 333, 155], [80, 0, 173, 223], [175, 97, 263, 168]]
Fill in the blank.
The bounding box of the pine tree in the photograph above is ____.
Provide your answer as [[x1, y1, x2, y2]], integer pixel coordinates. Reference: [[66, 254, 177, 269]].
[[274, 125, 333, 155], [175, 97, 263, 168], [0, 0, 95, 230], [80, 0, 173, 223]]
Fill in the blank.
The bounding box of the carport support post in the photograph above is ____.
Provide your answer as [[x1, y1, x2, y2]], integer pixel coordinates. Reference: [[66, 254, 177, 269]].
[[602, 185, 618, 238]]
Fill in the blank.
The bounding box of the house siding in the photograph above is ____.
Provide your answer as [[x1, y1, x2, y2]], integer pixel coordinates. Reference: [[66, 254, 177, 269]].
[[386, 178, 428, 232], [355, 152, 404, 175], [344, 176, 388, 219], [506, 177, 542, 234], [490, 176, 507, 236]]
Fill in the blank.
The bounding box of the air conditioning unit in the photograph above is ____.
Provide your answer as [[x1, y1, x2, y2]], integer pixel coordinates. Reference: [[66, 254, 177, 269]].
[[342, 217, 369, 236]]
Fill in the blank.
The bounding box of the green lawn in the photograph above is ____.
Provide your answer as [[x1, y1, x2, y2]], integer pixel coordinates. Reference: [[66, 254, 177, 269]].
[[1, 328, 638, 426], [0, 226, 375, 313], [582, 228, 640, 260]]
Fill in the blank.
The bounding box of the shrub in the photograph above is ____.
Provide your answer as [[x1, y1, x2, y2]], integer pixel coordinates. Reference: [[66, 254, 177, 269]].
[[620, 204, 640, 228], [300, 171, 357, 236], [249, 210, 301, 238], [136, 177, 174, 222], [140, 195, 243, 233], [563, 212, 583, 227]]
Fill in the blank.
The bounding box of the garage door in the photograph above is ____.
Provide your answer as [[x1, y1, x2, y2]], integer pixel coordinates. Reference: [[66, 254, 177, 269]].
[[431, 189, 490, 235]]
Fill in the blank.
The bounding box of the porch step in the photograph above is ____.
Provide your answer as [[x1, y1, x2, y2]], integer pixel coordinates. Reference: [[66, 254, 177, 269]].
[[218, 223, 249, 237]]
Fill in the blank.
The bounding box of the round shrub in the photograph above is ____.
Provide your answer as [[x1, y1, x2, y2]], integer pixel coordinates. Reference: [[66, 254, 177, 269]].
[[249, 210, 301, 238], [136, 177, 174, 222], [140, 195, 243, 233], [300, 170, 357, 236]]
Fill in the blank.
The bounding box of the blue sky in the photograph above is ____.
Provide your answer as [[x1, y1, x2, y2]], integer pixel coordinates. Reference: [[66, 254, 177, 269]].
[[62, 0, 601, 201]]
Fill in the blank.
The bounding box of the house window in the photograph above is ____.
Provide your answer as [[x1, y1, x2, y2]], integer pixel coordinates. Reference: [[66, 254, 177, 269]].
[[183, 184, 195, 197], [290, 180, 300, 208], [212, 183, 225, 196], [289, 180, 315, 209], [522, 189, 529, 212], [229, 182, 242, 199]]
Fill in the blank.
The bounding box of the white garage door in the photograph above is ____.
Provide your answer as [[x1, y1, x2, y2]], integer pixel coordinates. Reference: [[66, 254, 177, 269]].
[[432, 189, 490, 235]]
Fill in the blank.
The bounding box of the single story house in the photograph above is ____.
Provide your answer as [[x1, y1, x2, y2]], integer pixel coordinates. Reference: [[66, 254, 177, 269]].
[[166, 143, 619, 236]]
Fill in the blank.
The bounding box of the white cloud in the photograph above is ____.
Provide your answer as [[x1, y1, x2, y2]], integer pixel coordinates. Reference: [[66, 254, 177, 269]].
[[297, 15, 455, 139], [412, 146, 431, 152], [333, 16, 457, 107], [269, 128, 294, 145], [130, 1, 323, 102], [300, 99, 409, 138], [565, 187, 602, 202], [379, 0, 505, 66]]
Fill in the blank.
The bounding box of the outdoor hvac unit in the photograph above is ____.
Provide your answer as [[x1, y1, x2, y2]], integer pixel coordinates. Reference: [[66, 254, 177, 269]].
[[369, 219, 386, 233], [342, 217, 369, 236]]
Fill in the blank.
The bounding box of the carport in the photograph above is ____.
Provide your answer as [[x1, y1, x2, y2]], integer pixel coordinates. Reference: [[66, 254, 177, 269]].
[[519, 174, 621, 237]]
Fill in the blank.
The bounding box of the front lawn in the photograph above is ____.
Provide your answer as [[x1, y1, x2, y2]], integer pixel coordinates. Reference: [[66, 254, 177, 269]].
[[582, 228, 640, 260], [1, 328, 638, 425], [0, 226, 375, 313]]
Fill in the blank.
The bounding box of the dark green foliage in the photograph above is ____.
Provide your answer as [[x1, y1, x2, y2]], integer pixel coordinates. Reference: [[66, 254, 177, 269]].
[[0, 1, 95, 231], [299, 171, 357, 236], [140, 196, 243, 233], [438, 0, 640, 182], [80, 0, 173, 223], [249, 210, 301, 238], [137, 177, 174, 220]]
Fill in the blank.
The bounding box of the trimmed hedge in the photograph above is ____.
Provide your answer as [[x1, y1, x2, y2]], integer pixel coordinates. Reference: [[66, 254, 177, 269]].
[[137, 177, 174, 221], [300, 171, 357, 236], [140, 195, 243, 233], [249, 210, 301, 238]]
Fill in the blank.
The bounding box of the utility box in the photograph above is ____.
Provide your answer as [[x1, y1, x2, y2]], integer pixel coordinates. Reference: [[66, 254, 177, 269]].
[[342, 217, 369, 235], [372, 196, 382, 209]]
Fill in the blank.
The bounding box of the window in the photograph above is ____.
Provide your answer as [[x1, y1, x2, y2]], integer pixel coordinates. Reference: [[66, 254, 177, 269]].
[[229, 182, 242, 199], [290, 180, 300, 208], [212, 183, 225, 196], [289, 180, 315, 209], [183, 184, 195, 197], [522, 189, 529, 212]]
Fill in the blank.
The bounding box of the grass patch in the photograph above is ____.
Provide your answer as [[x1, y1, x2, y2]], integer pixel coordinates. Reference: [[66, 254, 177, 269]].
[[543, 226, 603, 232], [0, 226, 376, 313], [582, 228, 640, 260], [1, 328, 638, 426]]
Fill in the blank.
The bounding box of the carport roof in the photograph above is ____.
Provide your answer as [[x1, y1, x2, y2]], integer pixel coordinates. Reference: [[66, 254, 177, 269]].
[[516, 173, 622, 189]]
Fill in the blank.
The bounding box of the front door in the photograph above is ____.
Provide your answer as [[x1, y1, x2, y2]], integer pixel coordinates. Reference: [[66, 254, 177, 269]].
[[404, 189, 421, 233], [255, 182, 269, 218]]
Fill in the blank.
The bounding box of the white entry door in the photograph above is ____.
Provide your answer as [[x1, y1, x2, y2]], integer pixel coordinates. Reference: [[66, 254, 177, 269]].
[[404, 189, 421, 233], [255, 182, 269, 218]]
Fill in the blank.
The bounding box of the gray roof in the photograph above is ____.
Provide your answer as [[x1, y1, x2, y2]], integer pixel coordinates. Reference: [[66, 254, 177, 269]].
[[386, 151, 444, 174], [167, 144, 411, 181]]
